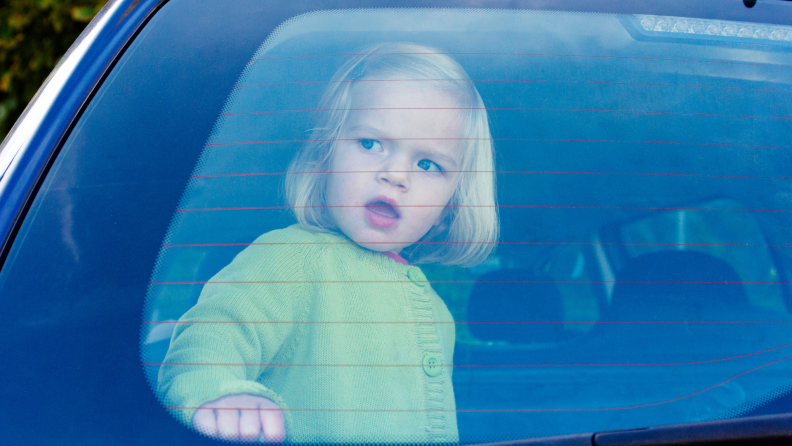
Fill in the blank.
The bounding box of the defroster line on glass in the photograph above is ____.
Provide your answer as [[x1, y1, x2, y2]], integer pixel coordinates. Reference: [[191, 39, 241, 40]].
[[161, 241, 792, 248], [149, 279, 789, 285], [142, 320, 792, 324], [174, 204, 792, 213], [219, 107, 792, 121], [250, 51, 792, 70], [190, 170, 792, 180], [204, 137, 792, 150], [143, 342, 792, 368], [234, 78, 792, 95]]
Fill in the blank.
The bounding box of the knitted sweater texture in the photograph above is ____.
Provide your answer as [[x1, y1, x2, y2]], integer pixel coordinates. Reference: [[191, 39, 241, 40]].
[[158, 225, 458, 443]]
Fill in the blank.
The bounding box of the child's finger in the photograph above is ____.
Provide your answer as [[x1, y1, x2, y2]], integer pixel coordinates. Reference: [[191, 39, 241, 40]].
[[216, 407, 241, 439], [258, 401, 285, 443], [238, 406, 262, 441], [192, 408, 218, 436]]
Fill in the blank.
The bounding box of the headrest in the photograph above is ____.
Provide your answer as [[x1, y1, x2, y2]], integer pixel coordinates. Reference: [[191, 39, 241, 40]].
[[608, 250, 748, 321], [467, 269, 566, 344]]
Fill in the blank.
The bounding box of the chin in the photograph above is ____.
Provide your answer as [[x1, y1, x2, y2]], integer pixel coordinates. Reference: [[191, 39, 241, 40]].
[[359, 241, 400, 252], [352, 234, 403, 253]]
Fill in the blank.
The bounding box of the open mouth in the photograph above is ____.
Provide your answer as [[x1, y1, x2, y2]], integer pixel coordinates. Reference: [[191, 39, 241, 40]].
[[364, 196, 400, 229]]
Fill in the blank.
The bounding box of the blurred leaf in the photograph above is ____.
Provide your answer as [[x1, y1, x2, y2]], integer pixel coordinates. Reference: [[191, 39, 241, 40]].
[[0, 72, 11, 91], [0, 0, 108, 139], [71, 7, 95, 22], [8, 14, 29, 29]]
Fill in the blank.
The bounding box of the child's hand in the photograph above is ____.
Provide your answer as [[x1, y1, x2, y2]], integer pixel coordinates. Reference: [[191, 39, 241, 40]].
[[192, 393, 285, 442]]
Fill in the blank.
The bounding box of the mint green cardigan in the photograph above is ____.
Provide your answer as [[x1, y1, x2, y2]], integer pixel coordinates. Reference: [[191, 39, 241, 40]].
[[157, 225, 458, 443]]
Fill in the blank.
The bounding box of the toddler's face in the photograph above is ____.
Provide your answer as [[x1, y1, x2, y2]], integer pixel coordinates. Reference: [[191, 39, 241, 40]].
[[326, 80, 464, 253]]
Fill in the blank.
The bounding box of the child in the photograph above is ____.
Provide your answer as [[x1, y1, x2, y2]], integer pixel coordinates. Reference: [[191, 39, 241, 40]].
[[157, 42, 499, 443]]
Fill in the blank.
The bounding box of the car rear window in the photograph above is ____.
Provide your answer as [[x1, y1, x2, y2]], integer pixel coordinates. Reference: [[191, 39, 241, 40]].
[[140, 9, 792, 442], [2, 2, 792, 444]]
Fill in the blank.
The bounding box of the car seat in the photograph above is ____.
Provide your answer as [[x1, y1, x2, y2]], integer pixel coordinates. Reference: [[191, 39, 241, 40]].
[[607, 250, 749, 322], [592, 250, 765, 359], [467, 269, 567, 344]]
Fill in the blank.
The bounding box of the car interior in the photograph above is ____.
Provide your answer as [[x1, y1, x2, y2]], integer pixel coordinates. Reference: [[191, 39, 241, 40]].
[[138, 9, 792, 443]]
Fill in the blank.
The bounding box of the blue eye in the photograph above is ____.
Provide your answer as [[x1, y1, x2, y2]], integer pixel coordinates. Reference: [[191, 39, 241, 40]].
[[417, 159, 442, 172], [359, 140, 382, 152]]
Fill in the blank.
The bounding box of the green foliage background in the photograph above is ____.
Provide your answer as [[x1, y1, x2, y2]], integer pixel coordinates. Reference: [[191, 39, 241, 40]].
[[0, 0, 107, 139]]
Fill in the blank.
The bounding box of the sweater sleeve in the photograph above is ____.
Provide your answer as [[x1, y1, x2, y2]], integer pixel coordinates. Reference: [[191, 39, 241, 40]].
[[156, 229, 311, 427]]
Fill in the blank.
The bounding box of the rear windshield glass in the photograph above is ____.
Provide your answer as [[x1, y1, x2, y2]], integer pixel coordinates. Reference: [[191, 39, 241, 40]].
[[3, 4, 792, 444], [141, 10, 792, 443]]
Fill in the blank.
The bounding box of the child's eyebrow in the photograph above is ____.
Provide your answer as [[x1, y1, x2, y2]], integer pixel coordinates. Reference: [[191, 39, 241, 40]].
[[346, 124, 385, 136]]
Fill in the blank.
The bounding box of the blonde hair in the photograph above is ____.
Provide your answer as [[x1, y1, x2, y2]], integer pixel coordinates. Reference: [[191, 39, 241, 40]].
[[285, 42, 498, 267]]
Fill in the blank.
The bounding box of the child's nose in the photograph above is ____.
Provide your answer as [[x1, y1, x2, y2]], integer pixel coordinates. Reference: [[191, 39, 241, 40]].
[[376, 159, 411, 191]]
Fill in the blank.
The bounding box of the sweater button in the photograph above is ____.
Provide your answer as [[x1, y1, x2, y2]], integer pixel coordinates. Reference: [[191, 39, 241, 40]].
[[407, 267, 427, 287], [422, 353, 442, 377]]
